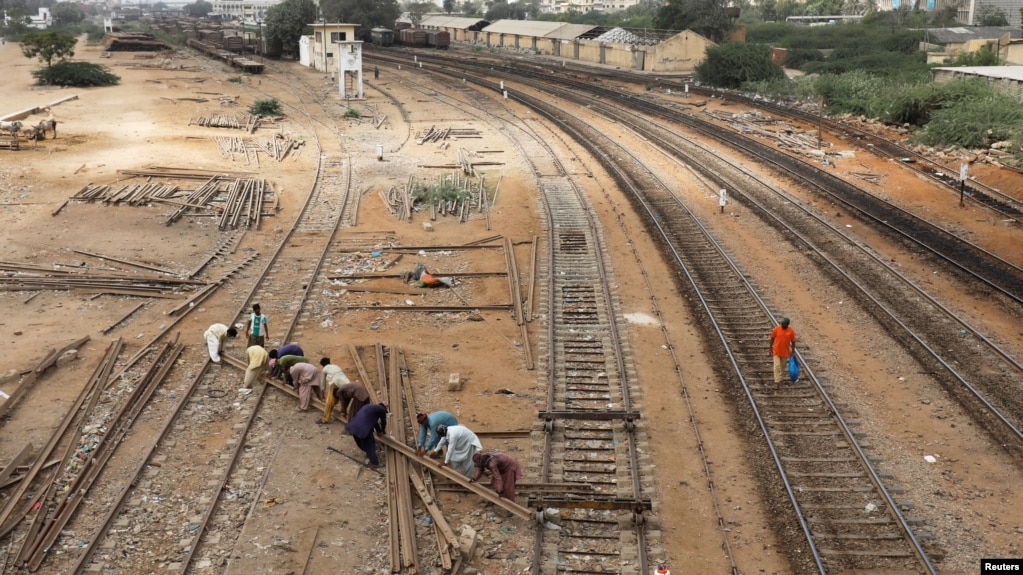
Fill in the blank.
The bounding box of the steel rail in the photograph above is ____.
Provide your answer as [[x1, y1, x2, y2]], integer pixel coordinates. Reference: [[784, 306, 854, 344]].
[[68, 360, 220, 574], [465, 57, 1023, 221], [66, 59, 353, 575], [552, 102, 935, 572], [518, 76, 1023, 462], [176, 62, 355, 575], [427, 57, 1023, 307], [615, 113, 1023, 446], [366, 54, 654, 574], [481, 65, 937, 573]]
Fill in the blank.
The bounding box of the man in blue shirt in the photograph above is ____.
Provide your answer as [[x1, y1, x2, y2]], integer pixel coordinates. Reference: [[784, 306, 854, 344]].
[[415, 411, 458, 456], [345, 403, 389, 467]]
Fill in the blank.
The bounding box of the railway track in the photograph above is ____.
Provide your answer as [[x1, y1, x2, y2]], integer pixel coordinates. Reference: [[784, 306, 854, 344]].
[[21, 60, 358, 575], [368, 57, 661, 574], [363, 50, 1023, 572], [491, 56, 1023, 221], [376, 54, 1023, 462], [478, 60, 1023, 306]]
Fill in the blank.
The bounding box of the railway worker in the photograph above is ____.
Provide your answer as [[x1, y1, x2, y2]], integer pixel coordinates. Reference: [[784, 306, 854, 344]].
[[431, 424, 482, 478], [277, 354, 311, 386], [345, 402, 389, 467], [335, 381, 371, 424], [415, 411, 458, 456], [268, 343, 304, 376], [245, 303, 269, 348], [373, 66, 379, 79], [243, 345, 269, 389], [289, 361, 323, 411], [318, 357, 353, 423], [770, 317, 797, 385], [470, 450, 522, 501], [203, 323, 238, 363]]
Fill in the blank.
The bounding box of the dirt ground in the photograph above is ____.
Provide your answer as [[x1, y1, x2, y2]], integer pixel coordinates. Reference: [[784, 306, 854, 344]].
[[2, 36, 1023, 575]]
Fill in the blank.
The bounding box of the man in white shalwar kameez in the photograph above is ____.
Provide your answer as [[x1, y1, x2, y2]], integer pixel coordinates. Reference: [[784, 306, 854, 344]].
[[432, 424, 482, 478], [203, 323, 237, 363]]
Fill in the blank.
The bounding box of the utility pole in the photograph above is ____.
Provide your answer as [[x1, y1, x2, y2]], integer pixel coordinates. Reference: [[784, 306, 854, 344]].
[[817, 95, 824, 149], [320, 18, 326, 75]]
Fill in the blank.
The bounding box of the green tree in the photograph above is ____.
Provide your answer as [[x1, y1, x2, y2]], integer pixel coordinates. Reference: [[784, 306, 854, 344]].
[[485, 1, 536, 20], [33, 60, 119, 86], [407, 2, 433, 26], [443, 0, 455, 13], [21, 30, 77, 68], [184, 0, 213, 17], [265, 0, 317, 55], [654, 0, 734, 43], [458, 0, 484, 16], [975, 4, 1008, 26], [51, 2, 86, 26], [694, 41, 785, 88], [319, 0, 401, 29]]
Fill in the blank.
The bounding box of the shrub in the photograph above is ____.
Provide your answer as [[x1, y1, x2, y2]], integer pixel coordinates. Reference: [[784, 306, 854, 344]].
[[695, 42, 785, 89], [31, 61, 120, 86], [343, 108, 361, 118], [912, 93, 1023, 148], [227, 76, 243, 83], [249, 98, 283, 116], [782, 48, 824, 69]]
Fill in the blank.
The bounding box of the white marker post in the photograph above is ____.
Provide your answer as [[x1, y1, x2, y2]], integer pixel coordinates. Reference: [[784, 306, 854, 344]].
[[719, 188, 727, 214]]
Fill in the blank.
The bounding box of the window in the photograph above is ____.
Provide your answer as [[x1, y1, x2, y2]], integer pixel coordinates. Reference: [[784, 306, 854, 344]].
[[330, 31, 347, 42], [315, 31, 322, 43]]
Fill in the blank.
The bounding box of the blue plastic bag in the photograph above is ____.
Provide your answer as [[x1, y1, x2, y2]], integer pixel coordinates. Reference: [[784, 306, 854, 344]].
[[788, 356, 800, 382]]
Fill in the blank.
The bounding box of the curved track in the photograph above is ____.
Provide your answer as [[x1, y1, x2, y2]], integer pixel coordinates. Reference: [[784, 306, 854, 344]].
[[368, 48, 1023, 573]]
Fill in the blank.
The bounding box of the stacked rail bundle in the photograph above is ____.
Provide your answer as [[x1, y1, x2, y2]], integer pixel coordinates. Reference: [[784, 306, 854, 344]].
[[382, 172, 490, 222], [190, 114, 245, 129], [416, 126, 482, 144], [166, 175, 225, 224], [213, 134, 301, 163], [218, 178, 267, 229], [71, 182, 180, 206], [0, 261, 205, 298], [102, 32, 170, 52], [186, 38, 265, 74]]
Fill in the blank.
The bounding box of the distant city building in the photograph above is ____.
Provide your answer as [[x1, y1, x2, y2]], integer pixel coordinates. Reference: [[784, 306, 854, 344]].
[[210, 0, 277, 22], [539, 0, 644, 14]]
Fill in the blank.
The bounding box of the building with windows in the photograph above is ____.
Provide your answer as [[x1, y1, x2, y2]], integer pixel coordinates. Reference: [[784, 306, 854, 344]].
[[304, 22, 358, 74], [209, 0, 275, 22], [539, 0, 644, 14]]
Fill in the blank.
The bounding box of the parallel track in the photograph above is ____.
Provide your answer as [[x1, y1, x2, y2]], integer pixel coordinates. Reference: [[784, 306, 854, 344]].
[[57, 59, 355, 575], [369, 56, 657, 575]]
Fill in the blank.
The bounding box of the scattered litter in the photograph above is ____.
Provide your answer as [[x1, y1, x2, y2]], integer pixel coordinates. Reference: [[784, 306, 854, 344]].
[[923, 455, 937, 463], [864, 502, 877, 513]]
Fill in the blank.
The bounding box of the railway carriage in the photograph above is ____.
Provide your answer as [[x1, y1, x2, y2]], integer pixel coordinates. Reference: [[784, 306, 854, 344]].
[[424, 29, 450, 49], [398, 28, 428, 47], [370, 27, 394, 47]]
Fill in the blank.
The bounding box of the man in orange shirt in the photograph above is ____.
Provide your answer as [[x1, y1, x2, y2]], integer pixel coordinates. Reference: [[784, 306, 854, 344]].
[[770, 317, 796, 384]]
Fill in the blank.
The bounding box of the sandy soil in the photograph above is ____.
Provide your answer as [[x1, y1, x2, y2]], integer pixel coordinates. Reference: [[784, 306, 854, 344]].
[[2, 35, 1023, 575]]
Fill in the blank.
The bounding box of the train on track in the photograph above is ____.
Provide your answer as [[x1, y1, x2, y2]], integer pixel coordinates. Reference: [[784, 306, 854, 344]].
[[186, 38, 265, 73], [369, 26, 449, 49]]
